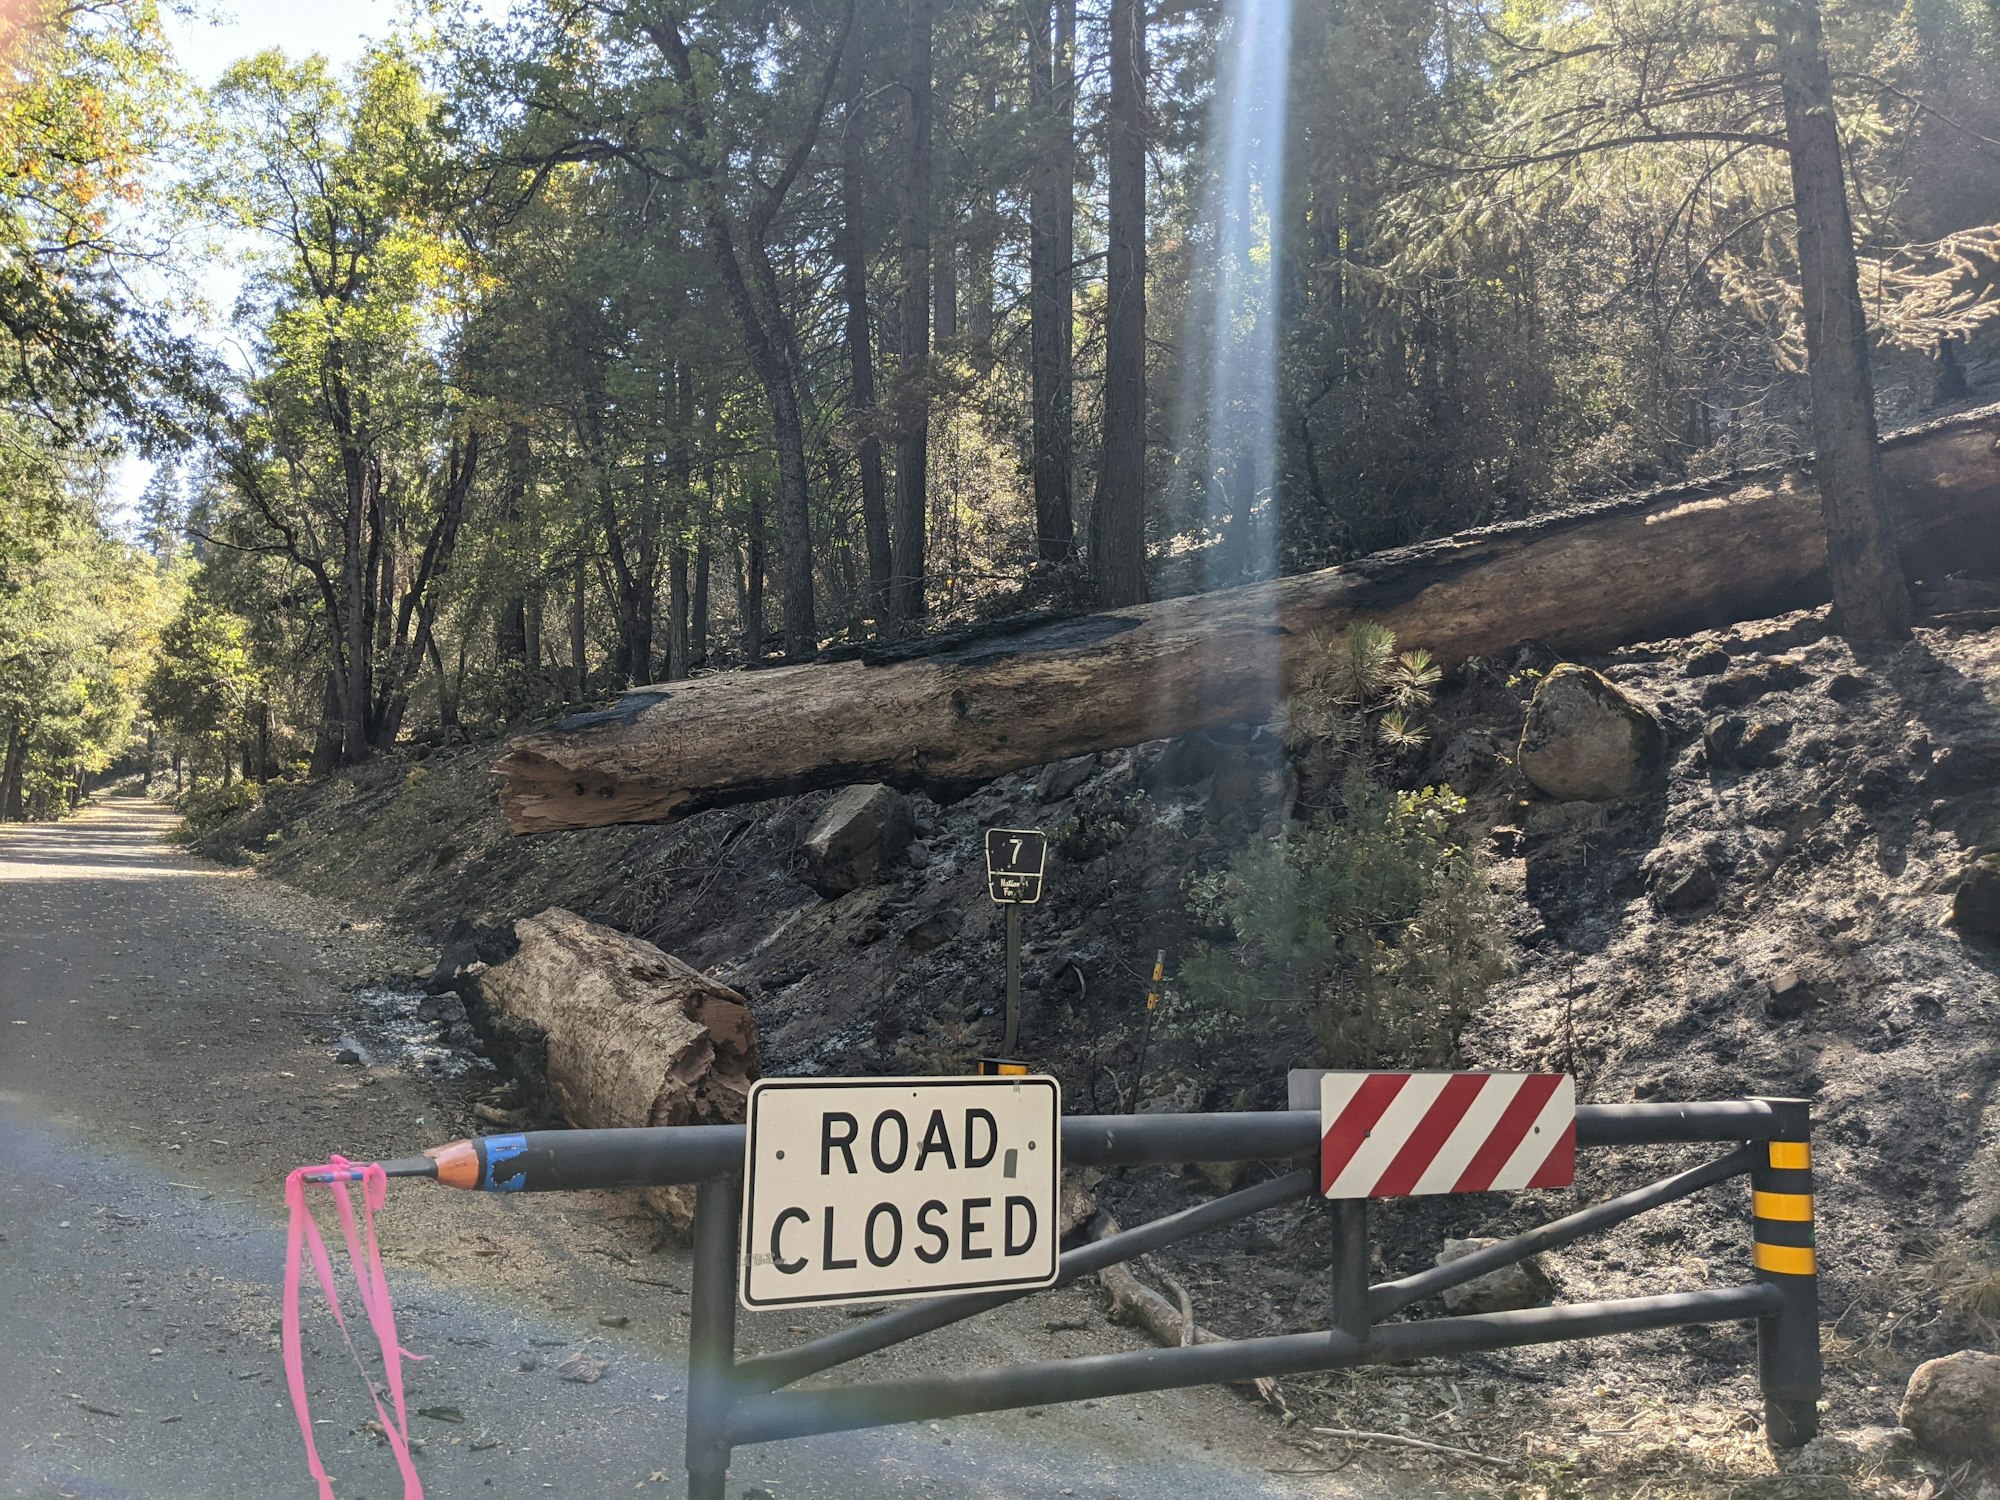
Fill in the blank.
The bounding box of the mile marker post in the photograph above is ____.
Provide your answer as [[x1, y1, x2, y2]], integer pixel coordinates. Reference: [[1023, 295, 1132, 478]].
[[984, 828, 1047, 1059]]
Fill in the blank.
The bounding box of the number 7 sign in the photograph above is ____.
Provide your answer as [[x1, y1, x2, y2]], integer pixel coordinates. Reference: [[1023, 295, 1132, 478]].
[[984, 828, 1047, 905]]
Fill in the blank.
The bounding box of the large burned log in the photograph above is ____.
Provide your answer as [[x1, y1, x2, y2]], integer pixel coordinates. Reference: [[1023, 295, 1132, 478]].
[[474, 907, 759, 1222], [496, 405, 2000, 832]]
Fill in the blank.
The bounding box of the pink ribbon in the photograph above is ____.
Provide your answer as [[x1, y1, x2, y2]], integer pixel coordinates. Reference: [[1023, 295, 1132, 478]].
[[282, 1155, 426, 1499]]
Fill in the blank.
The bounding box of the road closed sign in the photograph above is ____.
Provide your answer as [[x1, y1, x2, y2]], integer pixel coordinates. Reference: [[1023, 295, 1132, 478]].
[[739, 1076, 1062, 1310]]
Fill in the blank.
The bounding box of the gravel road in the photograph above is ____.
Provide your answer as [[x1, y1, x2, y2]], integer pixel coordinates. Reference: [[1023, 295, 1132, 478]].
[[0, 798, 1376, 1500]]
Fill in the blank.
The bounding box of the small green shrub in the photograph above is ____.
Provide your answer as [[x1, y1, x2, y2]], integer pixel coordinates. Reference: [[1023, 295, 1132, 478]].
[[1276, 621, 1441, 808], [1180, 777, 1512, 1067], [173, 780, 259, 840]]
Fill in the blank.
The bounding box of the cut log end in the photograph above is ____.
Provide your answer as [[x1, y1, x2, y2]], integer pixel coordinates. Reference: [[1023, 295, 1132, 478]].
[[493, 747, 694, 833]]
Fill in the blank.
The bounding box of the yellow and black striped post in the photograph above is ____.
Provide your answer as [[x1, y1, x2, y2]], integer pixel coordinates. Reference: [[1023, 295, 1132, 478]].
[[1751, 1098, 1820, 1447]]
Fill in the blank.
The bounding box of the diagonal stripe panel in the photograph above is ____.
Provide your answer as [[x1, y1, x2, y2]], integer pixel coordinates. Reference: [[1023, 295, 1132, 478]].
[[1320, 1072, 1576, 1198], [1318, 1073, 1409, 1195], [1371, 1074, 1488, 1197], [1449, 1073, 1564, 1193]]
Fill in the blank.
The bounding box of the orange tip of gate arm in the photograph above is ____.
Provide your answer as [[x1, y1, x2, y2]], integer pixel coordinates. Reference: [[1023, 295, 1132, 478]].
[[426, 1139, 481, 1189]]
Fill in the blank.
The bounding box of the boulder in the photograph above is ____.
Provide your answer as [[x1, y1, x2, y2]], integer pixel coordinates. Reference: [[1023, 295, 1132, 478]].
[[801, 783, 914, 897], [1706, 713, 1790, 770], [1683, 642, 1730, 677], [1517, 665, 1667, 802], [1766, 969, 1819, 1020], [1951, 854, 2000, 941], [474, 907, 760, 1228], [1649, 853, 1719, 913], [1036, 753, 1100, 804], [1702, 658, 1810, 709], [1899, 1349, 2000, 1466], [1435, 1236, 1556, 1314]]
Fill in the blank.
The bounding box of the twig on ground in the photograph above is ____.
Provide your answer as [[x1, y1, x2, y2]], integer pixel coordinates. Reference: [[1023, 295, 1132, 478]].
[[1309, 1425, 1513, 1469]]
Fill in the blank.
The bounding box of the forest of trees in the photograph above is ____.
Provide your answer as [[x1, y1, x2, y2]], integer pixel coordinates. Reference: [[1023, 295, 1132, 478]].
[[6, 0, 2000, 809]]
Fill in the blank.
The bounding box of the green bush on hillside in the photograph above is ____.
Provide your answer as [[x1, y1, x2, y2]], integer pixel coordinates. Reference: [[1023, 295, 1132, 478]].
[[172, 781, 259, 840], [1181, 778, 1511, 1067]]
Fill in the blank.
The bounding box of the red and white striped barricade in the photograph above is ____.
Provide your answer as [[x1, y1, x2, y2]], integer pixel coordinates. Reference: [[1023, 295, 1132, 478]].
[[1318, 1071, 1576, 1198]]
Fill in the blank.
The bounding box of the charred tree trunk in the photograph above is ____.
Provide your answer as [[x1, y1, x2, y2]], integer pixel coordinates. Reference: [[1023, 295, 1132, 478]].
[[569, 551, 589, 700], [1029, 0, 1076, 563], [887, 0, 934, 637], [691, 539, 711, 670], [1773, 0, 1912, 643], [842, 104, 892, 621], [492, 405, 2000, 832], [1091, 0, 1147, 606]]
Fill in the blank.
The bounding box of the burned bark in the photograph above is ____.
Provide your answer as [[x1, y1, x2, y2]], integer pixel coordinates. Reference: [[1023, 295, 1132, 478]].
[[492, 406, 2000, 832]]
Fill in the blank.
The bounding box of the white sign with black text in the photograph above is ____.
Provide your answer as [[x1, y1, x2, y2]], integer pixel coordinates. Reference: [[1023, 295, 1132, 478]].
[[738, 1076, 1062, 1310]]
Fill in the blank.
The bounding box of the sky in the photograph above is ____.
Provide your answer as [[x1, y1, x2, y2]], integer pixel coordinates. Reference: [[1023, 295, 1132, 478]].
[[112, 2, 407, 518], [163, 0, 404, 85]]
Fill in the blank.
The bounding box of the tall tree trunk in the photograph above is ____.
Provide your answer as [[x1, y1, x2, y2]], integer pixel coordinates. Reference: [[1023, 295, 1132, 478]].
[[495, 429, 533, 663], [1773, 0, 1912, 642], [569, 551, 589, 699], [310, 671, 342, 777], [1091, 0, 1148, 606], [887, 0, 935, 636], [934, 236, 958, 340], [668, 546, 691, 680], [842, 107, 893, 620], [428, 632, 460, 734], [340, 461, 370, 764], [1028, 0, 1076, 562], [256, 702, 271, 783], [0, 718, 23, 821], [744, 487, 767, 662], [691, 539, 711, 670]]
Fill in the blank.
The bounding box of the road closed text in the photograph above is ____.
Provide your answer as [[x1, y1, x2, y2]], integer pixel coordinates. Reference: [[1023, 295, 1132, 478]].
[[739, 1077, 1062, 1309]]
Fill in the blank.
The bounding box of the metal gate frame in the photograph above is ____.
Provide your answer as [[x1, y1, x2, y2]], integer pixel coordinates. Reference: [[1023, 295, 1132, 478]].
[[385, 1096, 1819, 1497], [668, 1096, 1820, 1499]]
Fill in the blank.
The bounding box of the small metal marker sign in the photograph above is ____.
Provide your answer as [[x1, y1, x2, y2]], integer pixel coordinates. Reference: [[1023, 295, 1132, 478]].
[[985, 827, 1048, 1056], [739, 1076, 1062, 1310], [984, 828, 1048, 905], [1315, 1070, 1576, 1199]]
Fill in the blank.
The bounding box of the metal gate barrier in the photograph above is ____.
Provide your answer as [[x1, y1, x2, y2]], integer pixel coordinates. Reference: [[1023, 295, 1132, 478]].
[[386, 1096, 1820, 1498]]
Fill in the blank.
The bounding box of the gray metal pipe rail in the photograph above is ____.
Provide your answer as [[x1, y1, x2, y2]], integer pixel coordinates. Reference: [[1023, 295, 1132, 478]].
[[370, 1099, 1787, 1193]]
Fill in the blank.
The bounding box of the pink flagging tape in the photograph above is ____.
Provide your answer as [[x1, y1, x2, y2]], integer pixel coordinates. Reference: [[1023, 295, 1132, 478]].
[[282, 1155, 426, 1499]]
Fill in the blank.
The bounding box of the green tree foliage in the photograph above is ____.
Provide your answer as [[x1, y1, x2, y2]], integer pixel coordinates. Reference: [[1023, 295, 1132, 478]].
[[1183, 780, 1513, 1067], [141, 592, 259, 779], [1182, 626, 1508, 1065], [0, 0, 202, 441], [0, 455, 176, 818]]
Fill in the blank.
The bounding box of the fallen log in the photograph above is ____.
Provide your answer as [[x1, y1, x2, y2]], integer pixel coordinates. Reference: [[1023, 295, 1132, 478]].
[[495, 404, 2000, 832], [470, 907, 759, 1226]]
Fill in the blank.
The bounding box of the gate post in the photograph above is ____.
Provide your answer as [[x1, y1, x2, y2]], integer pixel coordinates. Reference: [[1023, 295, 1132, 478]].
[[1331, 1199, 1371, 1341], [1750, 1098, 1820, 1447], [687, 1173, 743, 1500]]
